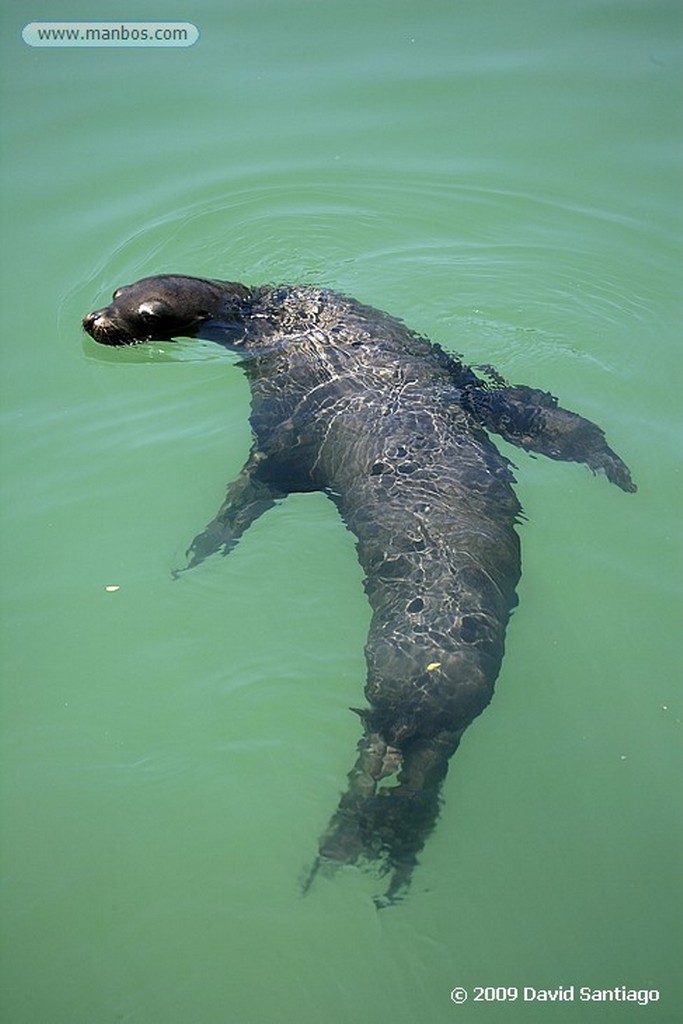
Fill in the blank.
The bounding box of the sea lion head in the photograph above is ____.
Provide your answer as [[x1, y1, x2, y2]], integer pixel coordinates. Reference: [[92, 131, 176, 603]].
[[83, 274, 252, 346]]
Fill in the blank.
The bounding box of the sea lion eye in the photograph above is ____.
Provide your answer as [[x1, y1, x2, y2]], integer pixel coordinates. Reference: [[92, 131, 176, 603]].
[[137, 301, 165, 320]]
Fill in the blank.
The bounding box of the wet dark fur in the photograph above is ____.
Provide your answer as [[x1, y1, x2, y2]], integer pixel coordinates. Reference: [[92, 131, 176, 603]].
[[84, 275, 635, 902]]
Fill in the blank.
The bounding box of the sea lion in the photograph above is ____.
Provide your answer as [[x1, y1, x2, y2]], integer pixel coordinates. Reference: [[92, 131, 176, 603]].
[[83, 274, 635, 901]]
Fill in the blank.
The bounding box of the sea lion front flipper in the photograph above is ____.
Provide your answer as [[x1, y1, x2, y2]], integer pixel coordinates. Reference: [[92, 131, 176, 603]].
[[181, 448, 287, 571], [462, 383, 636, 493]]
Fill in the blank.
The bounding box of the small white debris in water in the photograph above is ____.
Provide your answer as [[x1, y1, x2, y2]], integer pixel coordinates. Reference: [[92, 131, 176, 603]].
[[426, 662, 441, 672], [104, 585, 121, 593]]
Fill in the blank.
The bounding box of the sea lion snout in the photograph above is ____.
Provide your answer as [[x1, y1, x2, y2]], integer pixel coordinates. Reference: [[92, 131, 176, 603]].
[[82, 307, 142, 346], [81, 309, 100, 333]]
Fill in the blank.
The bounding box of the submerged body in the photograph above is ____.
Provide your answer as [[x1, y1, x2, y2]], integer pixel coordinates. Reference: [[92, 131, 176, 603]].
[[84, 275, 635, 900]]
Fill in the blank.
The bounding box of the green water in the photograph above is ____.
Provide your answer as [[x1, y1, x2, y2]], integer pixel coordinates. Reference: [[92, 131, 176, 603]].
[[1, 1, 681, 1021]]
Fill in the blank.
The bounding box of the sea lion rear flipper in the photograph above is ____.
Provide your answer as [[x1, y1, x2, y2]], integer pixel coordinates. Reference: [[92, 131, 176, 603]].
[[306, 727, 461, 904], [182, 448, 287, 570], [463, 383, 636, 493]]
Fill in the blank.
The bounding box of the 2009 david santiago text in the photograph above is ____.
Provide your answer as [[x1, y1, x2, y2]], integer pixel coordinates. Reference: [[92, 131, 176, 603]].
[[450, 985, 660, 1006]]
